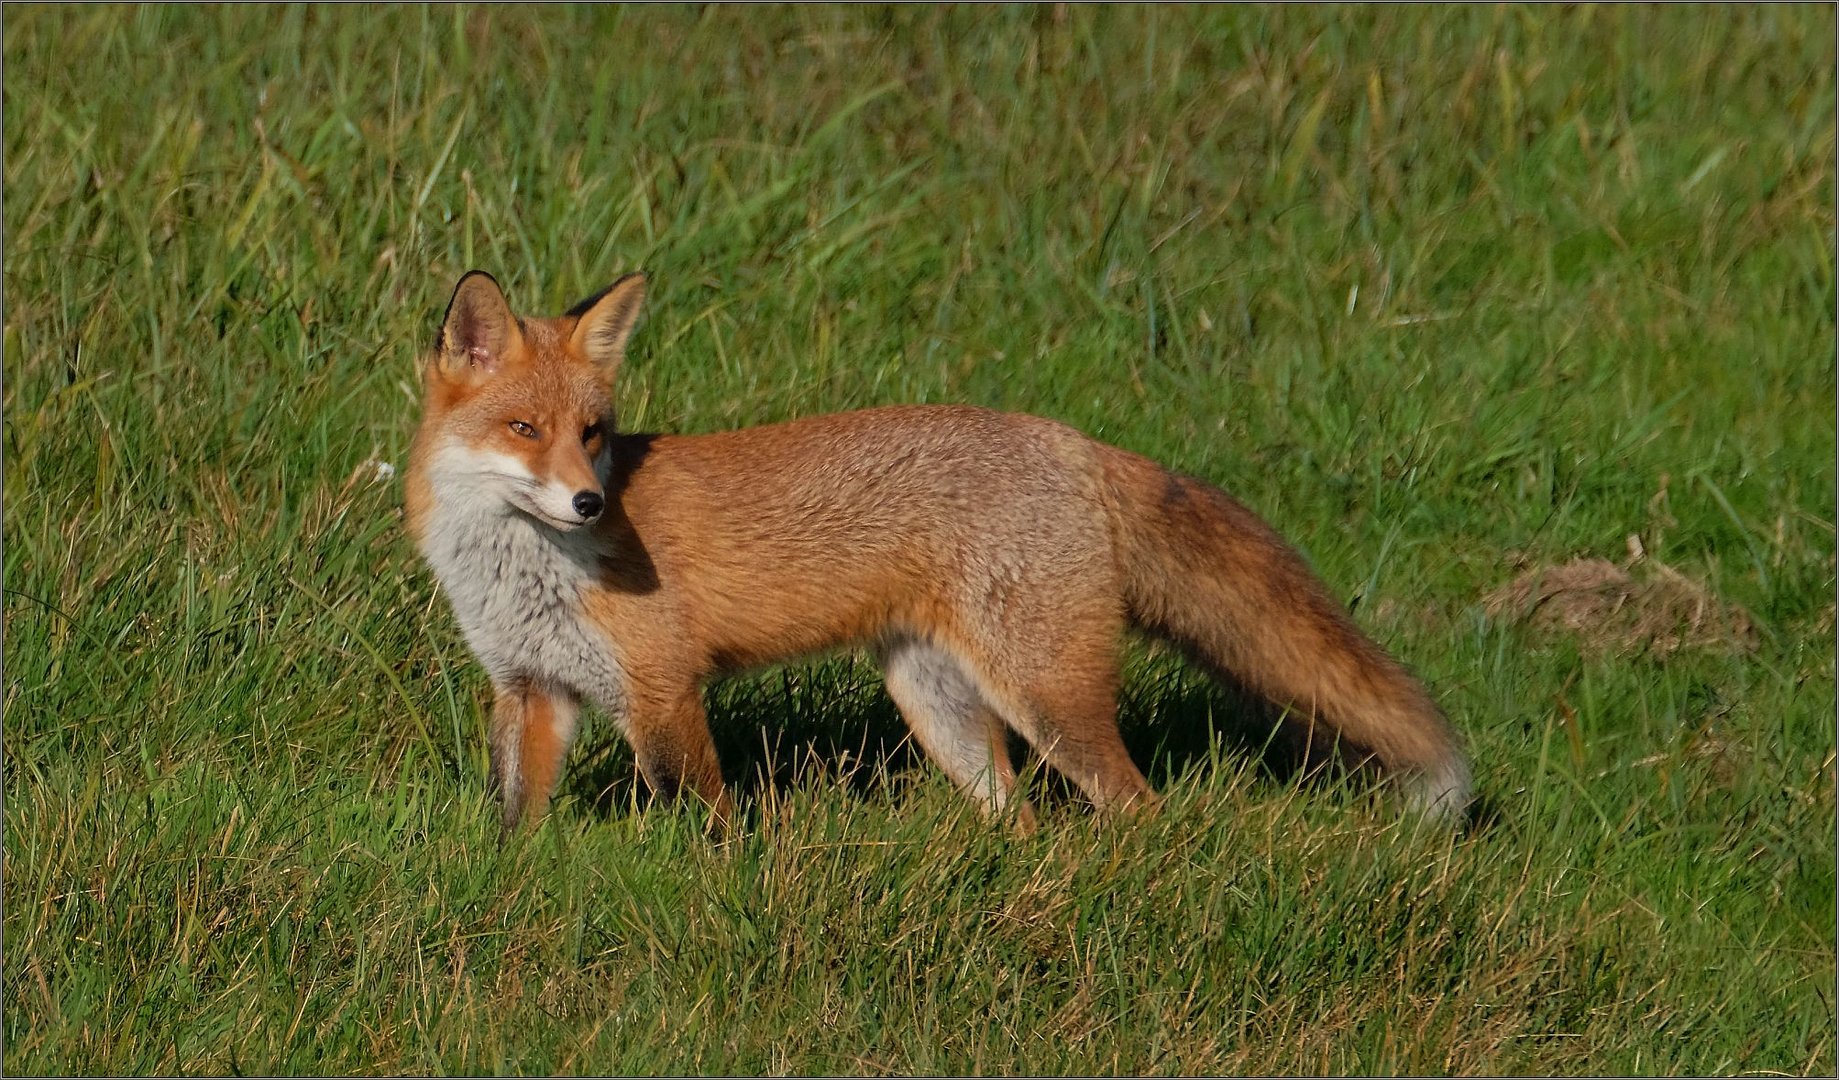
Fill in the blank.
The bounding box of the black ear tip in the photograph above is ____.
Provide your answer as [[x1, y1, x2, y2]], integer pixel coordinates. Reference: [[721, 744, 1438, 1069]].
[[609, 271, 647, 306], [565, 271, 648, 320], [453, 269, 502, 295]]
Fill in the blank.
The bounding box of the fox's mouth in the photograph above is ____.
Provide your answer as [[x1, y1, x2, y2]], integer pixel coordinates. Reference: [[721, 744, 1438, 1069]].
[[503, 491, 594, 533], [523, 505, 592, 532], [430, 446, 602, 534]]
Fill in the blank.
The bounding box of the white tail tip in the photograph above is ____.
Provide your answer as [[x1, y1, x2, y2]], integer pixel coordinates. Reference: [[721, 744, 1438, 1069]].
[[1404, 757, 1473, 824]]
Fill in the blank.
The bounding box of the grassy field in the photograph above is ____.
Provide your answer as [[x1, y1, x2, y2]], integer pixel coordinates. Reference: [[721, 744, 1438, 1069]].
[[3, 4, 1834, 1074]]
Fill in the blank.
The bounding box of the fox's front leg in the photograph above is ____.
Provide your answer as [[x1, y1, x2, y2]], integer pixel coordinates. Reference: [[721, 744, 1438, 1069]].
[[489, 679, 580, 833], [625, 680, 733, 832]]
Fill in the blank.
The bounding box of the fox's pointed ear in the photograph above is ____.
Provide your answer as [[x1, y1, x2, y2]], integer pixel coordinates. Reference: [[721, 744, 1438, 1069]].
[[566, 272, 646, 380], [435, 271, 522, 380]]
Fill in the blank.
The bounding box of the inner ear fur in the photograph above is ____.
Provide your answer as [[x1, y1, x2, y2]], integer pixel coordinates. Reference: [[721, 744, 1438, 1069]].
[[437, 270, 522, 379], [567, 272, 647, 378]]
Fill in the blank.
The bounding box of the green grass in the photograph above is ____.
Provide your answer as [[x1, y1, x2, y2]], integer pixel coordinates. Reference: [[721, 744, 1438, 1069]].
[[4, 4, 1834, 1074]]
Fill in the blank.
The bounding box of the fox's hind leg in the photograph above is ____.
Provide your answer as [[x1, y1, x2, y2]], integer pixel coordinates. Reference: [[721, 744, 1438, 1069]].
[[975, 627, 1158, 815], [881, 637, 1034, 829], [490, 680, 580, 833]]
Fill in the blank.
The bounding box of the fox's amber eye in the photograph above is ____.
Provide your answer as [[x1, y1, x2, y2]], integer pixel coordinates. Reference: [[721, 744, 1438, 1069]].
[[582, 421, 605, 444], [508, 420, 538, 439]]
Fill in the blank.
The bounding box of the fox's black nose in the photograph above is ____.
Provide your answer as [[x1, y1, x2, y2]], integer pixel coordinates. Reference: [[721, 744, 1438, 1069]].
[[572, 491, 604, 519]]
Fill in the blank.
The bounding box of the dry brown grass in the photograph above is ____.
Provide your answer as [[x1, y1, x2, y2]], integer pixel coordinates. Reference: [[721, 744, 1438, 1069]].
[[1483, 552, 1760, 658]]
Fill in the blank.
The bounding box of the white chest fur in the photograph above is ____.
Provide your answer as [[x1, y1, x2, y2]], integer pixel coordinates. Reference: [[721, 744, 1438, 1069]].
[[419, 496, 630, 717]]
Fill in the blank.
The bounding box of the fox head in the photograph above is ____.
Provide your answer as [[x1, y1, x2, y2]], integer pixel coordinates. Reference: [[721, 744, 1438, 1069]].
[[415, 270, 646, 531]]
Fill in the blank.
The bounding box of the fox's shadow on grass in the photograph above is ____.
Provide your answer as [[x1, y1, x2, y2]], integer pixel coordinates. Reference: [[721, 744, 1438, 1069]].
[[566, 663, 929, 821], [562, 653, 1363, 823]]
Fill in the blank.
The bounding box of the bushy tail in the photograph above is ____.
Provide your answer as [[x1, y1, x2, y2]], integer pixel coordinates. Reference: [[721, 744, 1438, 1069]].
[[1097, 445, 1471, 820]]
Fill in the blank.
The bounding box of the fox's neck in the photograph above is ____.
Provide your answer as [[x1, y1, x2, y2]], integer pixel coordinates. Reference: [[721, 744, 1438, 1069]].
[[425, 461, 601, 594], [416, 480, 628, 710]]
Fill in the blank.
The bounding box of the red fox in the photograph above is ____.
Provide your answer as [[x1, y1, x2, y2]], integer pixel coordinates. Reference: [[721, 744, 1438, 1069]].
[[405, 270, 1471, 833]]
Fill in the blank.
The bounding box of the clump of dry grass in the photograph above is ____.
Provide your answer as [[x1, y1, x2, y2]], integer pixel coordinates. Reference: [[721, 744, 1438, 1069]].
[[1482, 551, 1759, 658]]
